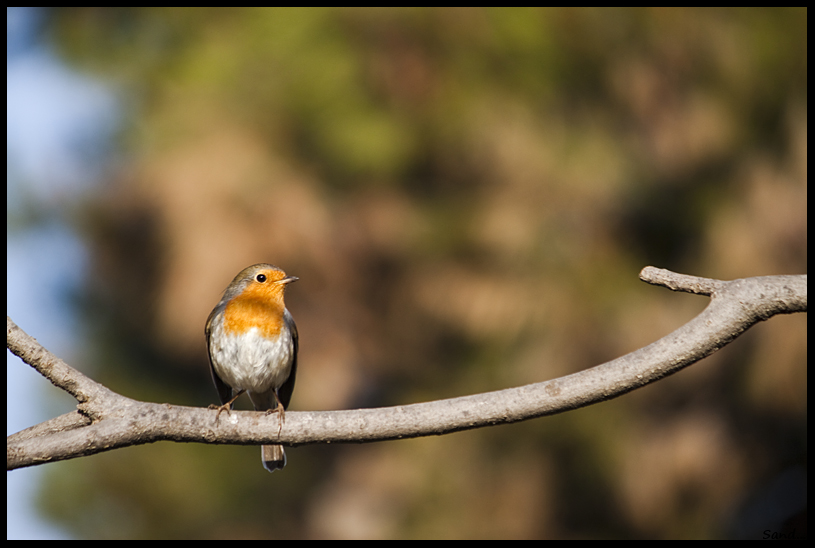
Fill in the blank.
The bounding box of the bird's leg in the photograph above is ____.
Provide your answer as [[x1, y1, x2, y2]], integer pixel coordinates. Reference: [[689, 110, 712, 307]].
[[264, 390, 285, 437], [209, 389, 246, 420]]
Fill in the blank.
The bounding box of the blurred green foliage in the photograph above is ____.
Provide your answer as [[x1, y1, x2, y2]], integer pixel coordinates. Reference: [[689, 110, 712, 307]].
[[32, 7, 807, 539]]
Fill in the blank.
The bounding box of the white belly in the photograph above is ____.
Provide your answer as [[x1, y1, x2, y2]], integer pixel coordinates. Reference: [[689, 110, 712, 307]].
[[209, 324, 294, 395]]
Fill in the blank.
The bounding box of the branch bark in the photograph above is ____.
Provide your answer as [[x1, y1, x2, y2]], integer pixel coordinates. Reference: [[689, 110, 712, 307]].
[[7, 267, 807, 471]]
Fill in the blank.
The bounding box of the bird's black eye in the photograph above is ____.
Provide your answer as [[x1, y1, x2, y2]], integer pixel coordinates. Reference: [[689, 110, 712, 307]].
[[256, 274, 267, 283]]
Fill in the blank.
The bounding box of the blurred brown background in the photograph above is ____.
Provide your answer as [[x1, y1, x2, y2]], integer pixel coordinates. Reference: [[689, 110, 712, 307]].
[[28, 7, 806, 539]]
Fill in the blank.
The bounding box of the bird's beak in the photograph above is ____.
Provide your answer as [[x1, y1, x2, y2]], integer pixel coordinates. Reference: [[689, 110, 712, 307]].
[[277, 276, 299, 285]]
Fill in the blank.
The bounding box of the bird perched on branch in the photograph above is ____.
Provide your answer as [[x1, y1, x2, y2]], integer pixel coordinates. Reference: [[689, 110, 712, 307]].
[[206, 263, 299, 472]]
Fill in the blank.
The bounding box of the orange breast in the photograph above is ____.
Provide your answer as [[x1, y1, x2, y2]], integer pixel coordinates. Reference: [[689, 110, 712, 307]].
[[222, 289, 287, 339]]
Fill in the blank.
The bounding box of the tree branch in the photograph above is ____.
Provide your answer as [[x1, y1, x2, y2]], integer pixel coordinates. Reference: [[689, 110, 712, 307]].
[[7, 267, 807, 471]]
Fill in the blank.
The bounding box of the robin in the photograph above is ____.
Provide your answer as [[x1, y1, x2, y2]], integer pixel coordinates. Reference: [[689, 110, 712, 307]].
[[206, 263, 299, 473]]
